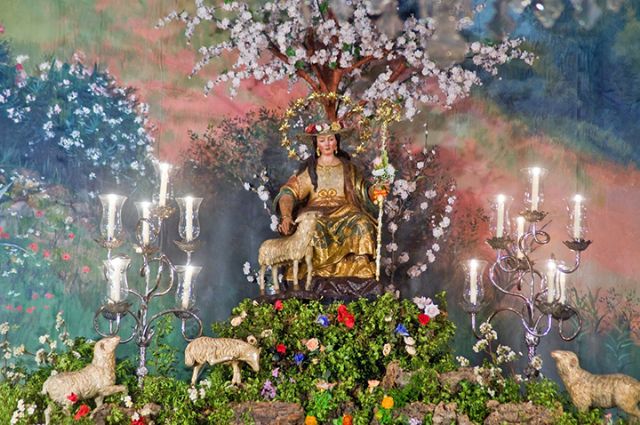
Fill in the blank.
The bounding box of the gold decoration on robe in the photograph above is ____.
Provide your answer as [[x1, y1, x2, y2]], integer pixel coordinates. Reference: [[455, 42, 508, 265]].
[[275, 162, 377, 279]]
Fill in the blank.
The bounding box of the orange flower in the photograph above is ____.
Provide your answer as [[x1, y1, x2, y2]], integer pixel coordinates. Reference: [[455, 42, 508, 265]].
[[304, 416, 318, 425], [342, 414, 353, 425], [381, 395, 394, 409]]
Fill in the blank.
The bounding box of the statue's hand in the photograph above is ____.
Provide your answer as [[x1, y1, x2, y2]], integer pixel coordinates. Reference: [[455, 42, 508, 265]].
[[278, 216, 294, 235]]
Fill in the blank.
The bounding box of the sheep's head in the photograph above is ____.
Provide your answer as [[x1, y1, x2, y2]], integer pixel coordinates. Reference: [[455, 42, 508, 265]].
[[93, 336, 120, 364], [295, 210, 322, 224]]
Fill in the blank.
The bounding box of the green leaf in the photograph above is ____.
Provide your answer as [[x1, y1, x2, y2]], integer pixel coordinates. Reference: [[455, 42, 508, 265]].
[[329, 61, 337, 69], [286, 46, 296, 57], [319, 1, 329, 14], [295, 60, 306, 70]]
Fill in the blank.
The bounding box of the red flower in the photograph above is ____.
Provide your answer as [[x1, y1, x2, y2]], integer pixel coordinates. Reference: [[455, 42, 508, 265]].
[[28, 242, 39, 252], [44, 292, 54, 299], [276, 343, 286, 354], [61, 252, 71, 261], [131, 416, 146, 425], [68, 232, 75, 240], [74, 404, 90, 420], [342, 414, 353, 425], [35, 210, 44, 218], [15, 305, 22, 312], [81, 265, 90, 273], [26, 306, 35, 314], [305, 124, 317, 134], [337, 304, 355, 329], [15, 63, 23, 72], [67, 392, 78, 403], [32, 293, 39, 300], [274, 300, 283, 311], [418, 313, 430, 326]]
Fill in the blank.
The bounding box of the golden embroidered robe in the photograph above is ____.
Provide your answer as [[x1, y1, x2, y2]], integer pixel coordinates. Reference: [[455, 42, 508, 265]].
[[274, 161, 377, 279]]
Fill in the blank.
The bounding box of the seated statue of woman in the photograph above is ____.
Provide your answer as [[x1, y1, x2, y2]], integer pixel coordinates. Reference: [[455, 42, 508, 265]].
[[274, 121, 387, 284]]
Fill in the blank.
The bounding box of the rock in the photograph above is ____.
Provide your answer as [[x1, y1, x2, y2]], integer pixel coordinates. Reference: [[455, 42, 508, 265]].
[[91, 402, 162, 425], [483, 401, 562, 425], [438, 367, 494, 392], [432, 402, 472, 425], [231, 401, 304, 425], [381, 360, 415, 389]]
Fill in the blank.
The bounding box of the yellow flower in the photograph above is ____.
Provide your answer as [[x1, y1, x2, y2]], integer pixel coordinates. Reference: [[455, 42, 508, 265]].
[[305, 415, 318, 425], [381, 395, 394, 409]]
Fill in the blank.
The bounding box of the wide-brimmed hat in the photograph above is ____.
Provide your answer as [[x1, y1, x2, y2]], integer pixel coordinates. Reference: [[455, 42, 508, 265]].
[[297, 121, 353, 140]]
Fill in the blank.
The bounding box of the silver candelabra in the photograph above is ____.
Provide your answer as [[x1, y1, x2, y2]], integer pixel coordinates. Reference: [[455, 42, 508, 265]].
[[93, 162, 204, 387], [462, 167, 591, 377]]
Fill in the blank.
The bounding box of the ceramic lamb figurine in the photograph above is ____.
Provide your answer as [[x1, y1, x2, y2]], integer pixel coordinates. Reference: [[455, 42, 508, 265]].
[[185, 336, 260, 386]]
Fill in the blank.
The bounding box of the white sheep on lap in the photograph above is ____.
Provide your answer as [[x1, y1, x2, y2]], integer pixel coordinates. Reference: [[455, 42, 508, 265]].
[[258, 210, 321, 294], [42, 336, 126, 424]]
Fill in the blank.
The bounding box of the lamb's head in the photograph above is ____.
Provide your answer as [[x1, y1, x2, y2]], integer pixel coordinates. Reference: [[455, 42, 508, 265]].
[[92, 336, 120, 364], [295, 211, 322, 226], [551, 350, 579, 373], [243, 346, 261, 372]]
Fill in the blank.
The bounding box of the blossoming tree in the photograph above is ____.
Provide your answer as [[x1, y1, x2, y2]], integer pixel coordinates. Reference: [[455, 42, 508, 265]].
[[158, 0, 534, 120]]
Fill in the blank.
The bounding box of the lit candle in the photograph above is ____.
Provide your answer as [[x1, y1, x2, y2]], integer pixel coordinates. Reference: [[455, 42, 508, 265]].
[[107, 194, 117, 240], [158, 163, 170, 207], [469, 259, 478, 305], [531, 167, 541, 211], [546, 259, 557, 303], [185, 196, 194, 242], [573, 194, 582, 240], [182, 266, 193, 309], [559, 271, 566, 304], [140, 201, 151, 245], [496, 194, 506, 238], [516, 216, 526, 259]]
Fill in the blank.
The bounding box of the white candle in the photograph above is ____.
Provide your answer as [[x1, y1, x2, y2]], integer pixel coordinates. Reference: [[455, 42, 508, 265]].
[[185, 196, 194, 242], [107, 194, 117, 240], [559, 271, 566, 304], [516, 216, 526, 259], [496, 194, 506, 238], [531, 167, 541, 211], [141, 201, 151, 245], [158, 163, 170, 207], [182, 266, 193, 309], [573, 194, 582, 240], [109, 258, 125, 303], [469, 259, 478, 305], [546, 259, 557, 303]]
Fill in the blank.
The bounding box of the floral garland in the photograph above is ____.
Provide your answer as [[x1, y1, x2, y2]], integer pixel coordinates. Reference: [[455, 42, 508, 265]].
[[278, 92, 372, 159]]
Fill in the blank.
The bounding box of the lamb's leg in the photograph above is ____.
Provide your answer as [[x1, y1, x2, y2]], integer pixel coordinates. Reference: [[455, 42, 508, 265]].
[[258, 265, 266, 296], [191, 364, 203, 386], [305, 245, 313, 291], [272, 266, 280, 293], [44, 404, 52, 425], [98, 385, 127, 398], [292, 260, 300, 291], [231, 361, 241, 385]]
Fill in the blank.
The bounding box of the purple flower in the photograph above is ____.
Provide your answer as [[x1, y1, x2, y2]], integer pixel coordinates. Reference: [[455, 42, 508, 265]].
[[261, 379, 276, 400], [294, 353, 305, 365], [316, 315, 330, 327], [271, 367, 280, 378], [394, 323, 410, 337]]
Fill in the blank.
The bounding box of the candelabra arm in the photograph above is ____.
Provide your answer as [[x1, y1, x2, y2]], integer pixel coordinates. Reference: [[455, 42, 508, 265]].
[[558, 307, 582, 341], [147, 254, 176, 299], [489, 261, 530, 306], [93, 305, 138, 344], [557, 251, 581, 275], [180, 313, 204, 341], [144, 308, 203, 340]]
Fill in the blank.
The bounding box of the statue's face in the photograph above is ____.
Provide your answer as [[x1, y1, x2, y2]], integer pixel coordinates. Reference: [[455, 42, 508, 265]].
[[316, 134, 337, 157]]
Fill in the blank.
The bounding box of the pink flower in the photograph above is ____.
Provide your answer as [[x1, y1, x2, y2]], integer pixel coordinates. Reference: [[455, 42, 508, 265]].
[[15, 305, 22, 312], [1, 232, 9, 239], [0, 24, 4, 34], [35, 210, 44, 218], [44, 292, 54, 299], [15, 63, 23, 72], [42, 250, 51, 258], [5, 305, 13, 311], [43, 305, 50, 310], [32, 293, 39, 300], [68, 232, 75, 240], [26, 306, 35, 314], [81, 265, 90, 273], [28, 242, 39, 253], [61, 252, 71, 261], [274, 300, 283, 311]]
